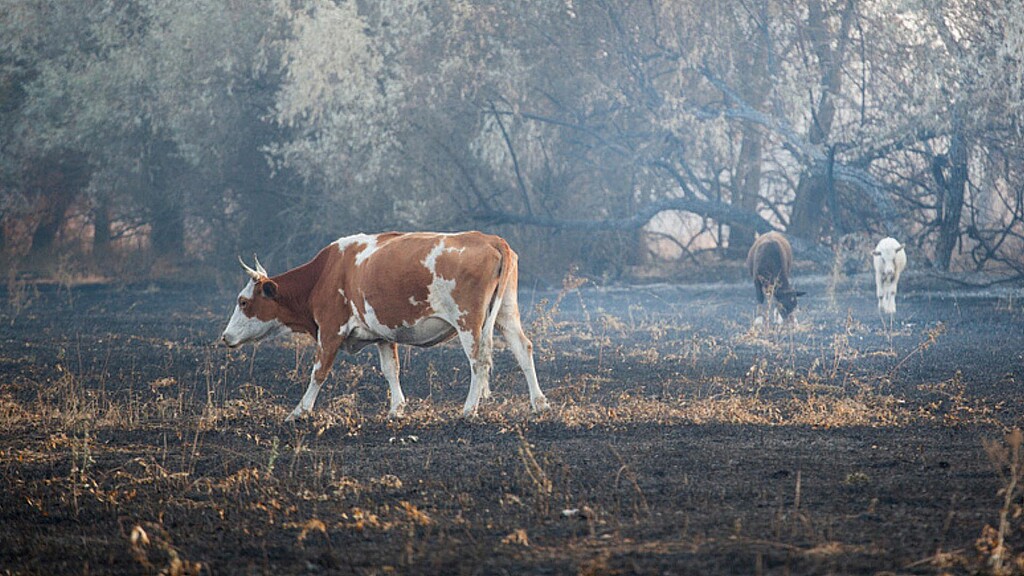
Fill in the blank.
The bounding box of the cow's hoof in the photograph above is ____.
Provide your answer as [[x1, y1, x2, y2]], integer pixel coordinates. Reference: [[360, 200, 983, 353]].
[[532, 396, 551, 413], [284, 410, 304, 423], [388, 404, 407, 419]]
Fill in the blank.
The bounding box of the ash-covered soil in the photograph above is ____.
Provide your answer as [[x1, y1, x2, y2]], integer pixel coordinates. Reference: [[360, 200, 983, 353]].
[[1, 270, 1023, 575]]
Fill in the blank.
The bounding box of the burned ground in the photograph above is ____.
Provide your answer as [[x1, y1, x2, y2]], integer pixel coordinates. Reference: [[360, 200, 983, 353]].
[[1, 270, 1023, 575]]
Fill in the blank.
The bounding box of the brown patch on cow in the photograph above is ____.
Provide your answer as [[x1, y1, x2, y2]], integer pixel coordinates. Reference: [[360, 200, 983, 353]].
[[324, 241, 368, 324], [236, 276, 313, 335], [372, 231, 404, 245], [351, 234, 435, 329], [437, 233, 504, 337], [241, 245, 344, 339]]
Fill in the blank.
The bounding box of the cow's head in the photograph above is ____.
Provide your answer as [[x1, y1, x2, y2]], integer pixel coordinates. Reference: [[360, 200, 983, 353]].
[[873, 241, 904, 281], [221, 256, 284, 348], [775, 289, 806, 319]]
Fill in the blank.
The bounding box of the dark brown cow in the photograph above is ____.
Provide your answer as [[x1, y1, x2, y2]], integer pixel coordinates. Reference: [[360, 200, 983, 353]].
[[221, 231, 549, 420], [745, 231, 805, 323]]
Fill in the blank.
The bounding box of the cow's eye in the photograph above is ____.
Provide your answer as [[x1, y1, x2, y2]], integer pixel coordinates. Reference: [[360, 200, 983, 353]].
[[238, 297, 248, 309]]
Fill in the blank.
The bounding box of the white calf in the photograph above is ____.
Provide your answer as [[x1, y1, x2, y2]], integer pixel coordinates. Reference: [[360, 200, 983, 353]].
[[872, 237, 907, 320]]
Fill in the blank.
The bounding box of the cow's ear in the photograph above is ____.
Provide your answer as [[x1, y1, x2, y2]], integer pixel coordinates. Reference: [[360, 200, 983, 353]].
[[260, 279, 279, 299], [872, 250, 881, 256], [895, 244, 904, 253]]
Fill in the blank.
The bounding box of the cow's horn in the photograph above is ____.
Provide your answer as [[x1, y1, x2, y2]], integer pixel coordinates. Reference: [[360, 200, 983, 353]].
[[253, 253, 268, 276], [238, 255, 262, 281]]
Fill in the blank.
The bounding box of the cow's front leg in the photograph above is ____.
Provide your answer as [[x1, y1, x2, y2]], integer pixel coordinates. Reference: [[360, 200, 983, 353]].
[[286, 339, 339, 422], [377, 342, 406, 417]]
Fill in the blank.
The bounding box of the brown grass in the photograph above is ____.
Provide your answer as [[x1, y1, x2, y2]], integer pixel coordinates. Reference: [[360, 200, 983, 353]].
[[2, 280, 1018, 575]]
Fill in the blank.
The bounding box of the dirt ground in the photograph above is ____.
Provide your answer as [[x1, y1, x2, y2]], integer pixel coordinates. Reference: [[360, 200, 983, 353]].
[[1, 268, 1023, 575]]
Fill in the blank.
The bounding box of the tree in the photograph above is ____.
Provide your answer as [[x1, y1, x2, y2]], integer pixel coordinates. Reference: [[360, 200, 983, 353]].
[[3, 0, 1024, 280], [3, 0, 285, 267]]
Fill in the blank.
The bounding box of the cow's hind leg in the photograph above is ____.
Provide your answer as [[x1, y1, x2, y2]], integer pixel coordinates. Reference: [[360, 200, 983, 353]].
[[458, 280, 509, 416], [457, 327, 493, 417], [377, 342, 406, 417], [497, 294, 549, 413]]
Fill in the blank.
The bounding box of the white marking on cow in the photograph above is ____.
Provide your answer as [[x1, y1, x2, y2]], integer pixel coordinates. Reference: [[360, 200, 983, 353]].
[[221, 280, 284, 347], [429, 275, 461, 324], [354, 236, 380, 265], [422, 240, 465, 324], [361, 299, 397, 339], [422, 239, 445, 272], [333, 233, 371, 252], [286, 360, 323, 422], [377, 343, 406, 417], [332, 233, 379, 265]]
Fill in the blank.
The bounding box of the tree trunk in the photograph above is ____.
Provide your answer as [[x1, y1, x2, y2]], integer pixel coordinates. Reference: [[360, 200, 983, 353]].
[[149, 189, 185, 258], [29, 151, 90, 256], [934, 123, 968, 271], [31, 209, 65, 254], [142, 139, 187, 259], [233, 128, 287, 257], [726, 16, 769, 260], [92, 197, 111, 259], [728, 123, 764, 258], [788, 170, 828, 240], [786, 0, 855, 242]]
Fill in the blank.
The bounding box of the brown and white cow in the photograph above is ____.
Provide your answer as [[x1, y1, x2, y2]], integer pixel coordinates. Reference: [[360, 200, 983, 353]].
[[746, 231, 805, 324], [221, 231, 549, 420]]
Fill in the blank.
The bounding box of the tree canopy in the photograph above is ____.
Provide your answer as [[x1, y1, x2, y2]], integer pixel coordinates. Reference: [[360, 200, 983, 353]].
[[3, 0, 1023, 280]]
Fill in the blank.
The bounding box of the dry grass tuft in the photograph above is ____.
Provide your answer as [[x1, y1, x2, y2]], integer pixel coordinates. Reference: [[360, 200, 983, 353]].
[[502, 528, 531, 546], [978, 428, 1024, 574], [127, 522, 204, 575]]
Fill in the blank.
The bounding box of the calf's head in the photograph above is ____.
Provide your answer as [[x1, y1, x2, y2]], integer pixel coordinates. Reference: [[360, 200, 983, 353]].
[[221, 256, 283, 348], [872, 240, 904, 281], [774, 288, 805, 319]]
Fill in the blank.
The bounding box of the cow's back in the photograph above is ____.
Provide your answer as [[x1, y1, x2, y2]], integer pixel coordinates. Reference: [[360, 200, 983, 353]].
[[747, 231, 792, 281], [337, 232, 507, 330]]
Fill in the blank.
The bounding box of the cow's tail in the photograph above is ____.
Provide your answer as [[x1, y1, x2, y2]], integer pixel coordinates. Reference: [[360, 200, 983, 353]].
[[484, 239, 517, 335]]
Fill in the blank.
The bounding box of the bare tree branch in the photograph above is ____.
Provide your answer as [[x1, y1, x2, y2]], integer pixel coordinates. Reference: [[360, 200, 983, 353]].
[[699, 67, 898, 234], [489, 100, 534, 215], [475, 195, 775, 234]]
